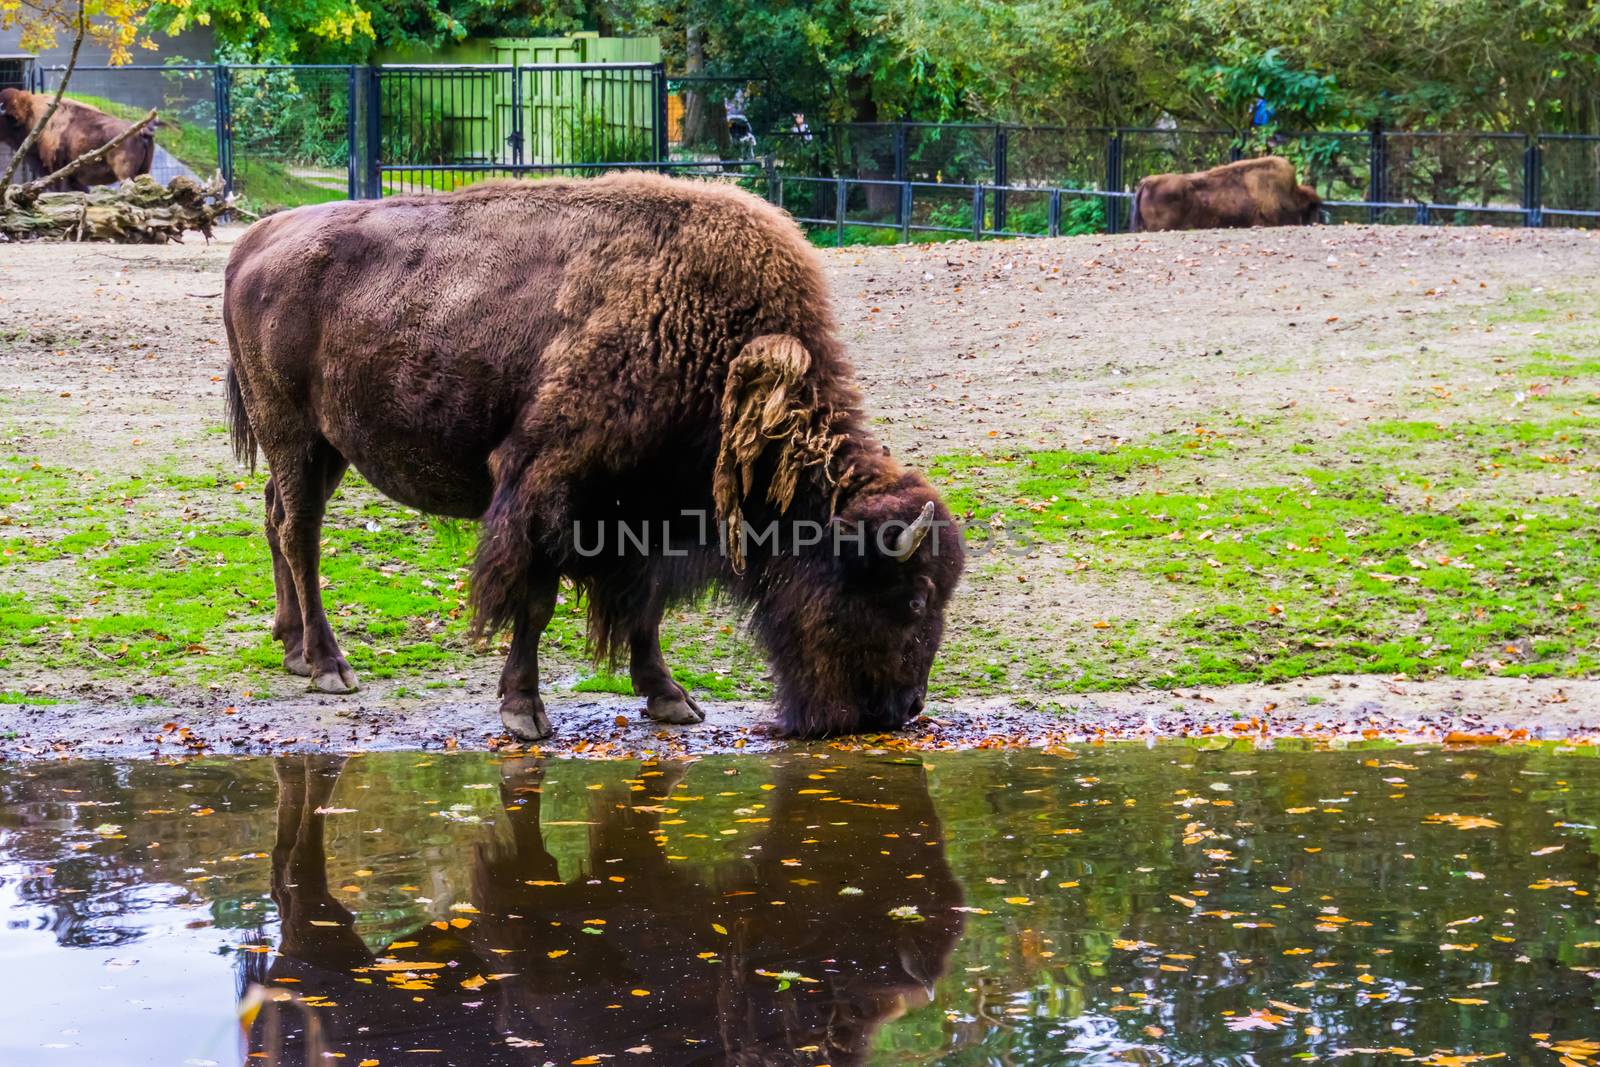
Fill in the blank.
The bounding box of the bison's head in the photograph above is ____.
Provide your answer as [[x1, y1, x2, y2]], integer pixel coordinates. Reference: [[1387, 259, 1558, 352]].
[[753, 473, 964, 737], [1297, 184, 1324, 225], [0, 88, 28, 148]]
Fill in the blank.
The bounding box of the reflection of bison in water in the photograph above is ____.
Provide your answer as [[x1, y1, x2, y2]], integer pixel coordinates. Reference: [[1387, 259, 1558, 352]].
[[223, 174, 963, 740], [251, 755, 965, 1065], [0, 88, 155, 191], [1130, 156, 1321, 232]]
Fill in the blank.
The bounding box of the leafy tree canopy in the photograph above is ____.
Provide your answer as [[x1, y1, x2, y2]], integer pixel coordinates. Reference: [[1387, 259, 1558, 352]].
[[138, 0, 1600, 132], [3, 0, 154, 63]]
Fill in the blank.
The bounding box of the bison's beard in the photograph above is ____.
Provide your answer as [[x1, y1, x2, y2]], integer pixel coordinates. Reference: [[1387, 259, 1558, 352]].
[[772, 683, 928, 738], [753, 575, 941, 738]]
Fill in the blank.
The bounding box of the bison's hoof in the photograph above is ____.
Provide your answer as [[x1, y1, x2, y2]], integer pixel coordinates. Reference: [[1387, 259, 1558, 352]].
[[283, 649, 312, 677], [645, 687, 704, 726], [311, 659, 358, 694], [501, 693, 552, 741]]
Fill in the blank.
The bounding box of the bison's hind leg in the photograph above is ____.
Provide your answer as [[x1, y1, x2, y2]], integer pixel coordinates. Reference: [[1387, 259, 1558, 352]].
[[496, 567, 559, 741], [264, 477, 308, 674], [262, 438, 355, 694]]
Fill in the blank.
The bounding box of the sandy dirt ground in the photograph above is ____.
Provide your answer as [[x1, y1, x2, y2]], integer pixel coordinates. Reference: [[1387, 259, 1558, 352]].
[[2, 221, 1598, 756]]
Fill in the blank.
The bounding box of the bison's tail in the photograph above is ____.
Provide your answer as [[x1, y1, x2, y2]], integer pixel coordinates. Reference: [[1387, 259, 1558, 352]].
[[469, 437, 547, 640], [1128, 183, 1144, 232], [225, 363, 257, 473]]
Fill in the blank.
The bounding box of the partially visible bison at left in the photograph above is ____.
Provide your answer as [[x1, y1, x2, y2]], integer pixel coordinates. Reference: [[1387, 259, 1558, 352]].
[[1130, 155, 1321, 232], [223, 173, 964, 740], [0, 88, 155, 190]]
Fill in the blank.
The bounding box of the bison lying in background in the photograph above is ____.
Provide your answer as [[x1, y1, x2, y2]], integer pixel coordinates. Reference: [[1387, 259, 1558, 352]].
[[0, 88, 155, 190], [1130, 156, 1321, 232], [224, 173, 964, 740]]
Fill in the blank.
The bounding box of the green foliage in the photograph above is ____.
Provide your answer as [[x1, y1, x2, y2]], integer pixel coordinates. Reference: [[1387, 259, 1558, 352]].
[[227, 63, 351, 168], [143, 0, 1600, 135], [891, 0, 1600, 132], [562, 112, 654, 165], [1191, 44, 1343, 135], [145, 0, 376, 61], [380, 91, 456, 165]]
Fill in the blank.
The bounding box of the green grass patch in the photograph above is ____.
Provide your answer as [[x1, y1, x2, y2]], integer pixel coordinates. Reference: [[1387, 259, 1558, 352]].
[[931, 415, 1600, 690], [0, 455, 770, 700]]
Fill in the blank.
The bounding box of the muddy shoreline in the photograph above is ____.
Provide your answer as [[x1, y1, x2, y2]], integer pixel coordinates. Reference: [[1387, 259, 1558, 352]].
[[6, 673, 1596, 760]]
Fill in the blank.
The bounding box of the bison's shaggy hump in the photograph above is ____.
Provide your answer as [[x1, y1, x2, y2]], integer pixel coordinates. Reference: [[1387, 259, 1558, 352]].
[[223, 172, 963, 740]]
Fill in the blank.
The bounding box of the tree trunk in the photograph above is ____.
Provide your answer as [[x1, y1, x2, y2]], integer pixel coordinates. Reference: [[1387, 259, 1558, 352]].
[[681, 25, 729, 154]]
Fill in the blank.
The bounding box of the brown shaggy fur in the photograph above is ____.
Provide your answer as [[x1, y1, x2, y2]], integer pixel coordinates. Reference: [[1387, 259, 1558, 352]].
[[1130, 156, 1321, 232], [223, 173, 964, 740], [0, 88, 156, 191], [256, 755, 963, 1064]]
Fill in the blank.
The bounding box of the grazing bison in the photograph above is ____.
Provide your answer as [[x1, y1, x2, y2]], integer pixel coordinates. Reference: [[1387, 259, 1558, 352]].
[[1130, 155, 1321, 232], [251, 754, 964, 1065], [0, 88, 155, 191], [223, 173, 964, 740]]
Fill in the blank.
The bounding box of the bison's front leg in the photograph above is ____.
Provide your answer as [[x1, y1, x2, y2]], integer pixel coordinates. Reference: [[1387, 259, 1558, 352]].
[[629, 609, 704, 726], [497, 569, 559, 741]]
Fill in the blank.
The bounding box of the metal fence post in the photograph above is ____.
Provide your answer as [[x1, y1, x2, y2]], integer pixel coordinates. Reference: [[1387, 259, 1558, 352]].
[[509, 64, 524, 167], [971, 184, 984, 240], [993, 125, 1009, 232], [835, 176, 846, 243], [1104, 129, 1123, 234], [763, 154, 777, 203], [1367, 120, 1385, 224], [213, 64, 234, 195], [345, 65, 358, 200], [894, 121, 907, 230], [900, 181, 912, 242], [653, 63, 669, 171], [1048, 189, 1061, 237], [1523, 134, 1543, 227], [365, 65, 381, 198]]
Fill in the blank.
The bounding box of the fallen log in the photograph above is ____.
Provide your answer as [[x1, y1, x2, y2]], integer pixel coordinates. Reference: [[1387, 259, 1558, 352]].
[[0, 173, 232, 243]]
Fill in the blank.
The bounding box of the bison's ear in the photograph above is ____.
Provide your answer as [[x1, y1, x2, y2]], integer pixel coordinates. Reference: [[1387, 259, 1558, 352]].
[[713, 334, 845, 571]]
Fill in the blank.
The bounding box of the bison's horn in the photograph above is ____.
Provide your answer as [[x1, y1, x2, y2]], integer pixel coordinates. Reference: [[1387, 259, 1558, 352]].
[[890, 501, 937, 562]]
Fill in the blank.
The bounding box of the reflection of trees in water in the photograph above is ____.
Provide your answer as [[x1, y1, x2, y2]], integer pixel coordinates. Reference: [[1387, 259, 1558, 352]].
[[938, 745, 1600, 1064], [0, 760, 278, 949], [250, 753, 965, 1066]]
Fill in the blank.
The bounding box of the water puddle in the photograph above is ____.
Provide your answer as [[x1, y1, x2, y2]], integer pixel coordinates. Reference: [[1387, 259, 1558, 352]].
[[2, 743, 1599, 1065]]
